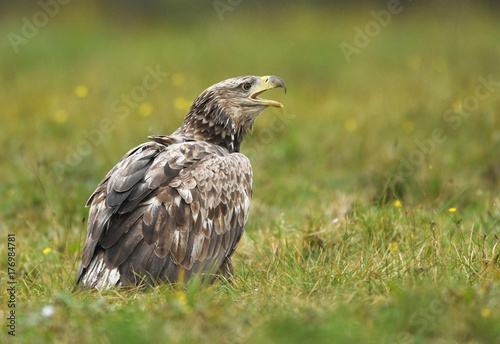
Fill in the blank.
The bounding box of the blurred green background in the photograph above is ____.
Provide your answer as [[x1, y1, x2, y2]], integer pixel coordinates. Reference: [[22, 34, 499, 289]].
[[1, 1, 500, 343]]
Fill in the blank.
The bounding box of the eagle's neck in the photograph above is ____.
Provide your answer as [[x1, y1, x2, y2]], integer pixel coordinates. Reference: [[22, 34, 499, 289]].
[[175, 107, 247, 153]]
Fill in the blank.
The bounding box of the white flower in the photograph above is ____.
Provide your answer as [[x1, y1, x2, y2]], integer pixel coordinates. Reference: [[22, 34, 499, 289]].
[[41, 305, 55, 318]]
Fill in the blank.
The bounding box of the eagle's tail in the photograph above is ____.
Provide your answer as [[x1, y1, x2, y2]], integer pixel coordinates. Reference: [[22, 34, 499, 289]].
[[75, 251, 121, 290]]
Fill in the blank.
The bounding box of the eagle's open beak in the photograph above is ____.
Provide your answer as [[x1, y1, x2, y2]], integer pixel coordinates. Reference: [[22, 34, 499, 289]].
[[249, 75, 287, 108]]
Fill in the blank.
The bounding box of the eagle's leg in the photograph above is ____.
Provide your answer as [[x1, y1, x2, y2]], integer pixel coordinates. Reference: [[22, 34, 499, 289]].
[[215, 258, 235, 284]]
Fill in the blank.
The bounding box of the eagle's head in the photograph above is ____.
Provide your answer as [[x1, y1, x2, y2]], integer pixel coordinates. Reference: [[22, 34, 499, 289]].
[[177, 75, 286, 152]]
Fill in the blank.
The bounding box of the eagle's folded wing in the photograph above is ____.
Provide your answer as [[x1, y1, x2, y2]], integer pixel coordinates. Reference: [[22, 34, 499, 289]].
[[76, 140, 252, 288]]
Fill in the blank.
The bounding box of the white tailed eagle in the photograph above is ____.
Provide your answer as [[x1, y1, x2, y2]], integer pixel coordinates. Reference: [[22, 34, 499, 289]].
[[75, 75, 286, 289]]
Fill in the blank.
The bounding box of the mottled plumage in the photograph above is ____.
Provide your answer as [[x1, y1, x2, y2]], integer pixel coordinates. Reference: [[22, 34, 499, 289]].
[[75, 75, 286, 289]]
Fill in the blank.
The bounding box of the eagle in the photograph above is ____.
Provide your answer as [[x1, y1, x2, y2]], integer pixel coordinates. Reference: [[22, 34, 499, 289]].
[[75, 75, 286, 289]]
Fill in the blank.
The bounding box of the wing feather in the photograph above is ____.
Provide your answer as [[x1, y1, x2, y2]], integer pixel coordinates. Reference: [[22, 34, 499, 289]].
[[100, 207, 146, 249], [104, 220, 144, 267]]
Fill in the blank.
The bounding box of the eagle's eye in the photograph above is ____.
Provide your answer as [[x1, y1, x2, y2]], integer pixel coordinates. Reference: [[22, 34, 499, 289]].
[[242, 83, 252, 91]]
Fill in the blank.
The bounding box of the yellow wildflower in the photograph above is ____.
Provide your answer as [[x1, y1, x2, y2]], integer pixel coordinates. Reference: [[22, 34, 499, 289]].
[[402, 120, 414, 134], [176, 291, 187, 306], [388, 242, 399, 252], [54, 109, 68, 123], [75, 85, 88, 98], [344, 119, 357, 132], [138, 102, 153, 117], [174, 97, 191, 111], [452, 100, 462, 113]]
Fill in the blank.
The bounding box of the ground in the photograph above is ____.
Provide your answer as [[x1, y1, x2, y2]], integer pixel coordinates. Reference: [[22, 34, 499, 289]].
[[0, 1, 499, 343]]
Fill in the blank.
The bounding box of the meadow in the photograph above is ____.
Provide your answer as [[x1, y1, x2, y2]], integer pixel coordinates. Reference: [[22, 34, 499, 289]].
[[1, 1, 500, 343]]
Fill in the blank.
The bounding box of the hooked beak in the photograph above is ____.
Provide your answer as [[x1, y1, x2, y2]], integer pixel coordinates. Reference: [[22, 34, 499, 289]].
[[249, 75, 287, 108]]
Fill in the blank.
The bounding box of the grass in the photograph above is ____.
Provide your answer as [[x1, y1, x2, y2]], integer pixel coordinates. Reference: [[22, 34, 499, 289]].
[[1, 1, 500, 343]]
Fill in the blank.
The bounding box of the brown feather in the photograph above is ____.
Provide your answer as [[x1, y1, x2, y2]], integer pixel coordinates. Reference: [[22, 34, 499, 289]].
[[100, 208, 145, 249], [104, 220, 144, 268]]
